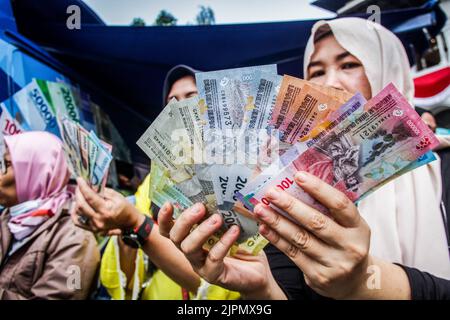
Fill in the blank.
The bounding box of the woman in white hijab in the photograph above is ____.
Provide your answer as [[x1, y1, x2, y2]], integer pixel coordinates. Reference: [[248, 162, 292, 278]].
[[302, 17, 450, 279]]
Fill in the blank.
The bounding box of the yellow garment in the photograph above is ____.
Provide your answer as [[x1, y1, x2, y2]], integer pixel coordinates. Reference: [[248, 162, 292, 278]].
[[100, 172, 240, 300], [100, 236, 189, 300], [134, 174, 152, 215]]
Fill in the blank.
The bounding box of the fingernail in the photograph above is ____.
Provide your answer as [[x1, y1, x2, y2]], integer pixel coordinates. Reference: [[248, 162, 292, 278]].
[[208, 214, 219, 225], [192, 203, 203, 214], [230, 225, 239, 234], [295, 171, 308, 183], [265, 187, 280, 200], [161, 202, 170, 213], [254, 204, 267, 218]]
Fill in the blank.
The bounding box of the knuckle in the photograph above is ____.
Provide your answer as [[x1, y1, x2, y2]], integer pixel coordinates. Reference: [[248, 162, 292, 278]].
[[270, 211, 281, 228], [309, 213, 328, 231], [283, 195, 296, 213], [336, 261, 355, 278], [348, 243, 368, 262], [207, 239, 225, 264], [309, 179, 321, 195], [169, 229, 179, 245], [291, 229, 310, 250], [332, 193, 351, 212], [180, 241, 194, 255], [314, 271, 332, 289], [267, 228, 280, 244], [304, 275, 314, 288], [286, 244, 299, 259], [207, 249, 222, 264]]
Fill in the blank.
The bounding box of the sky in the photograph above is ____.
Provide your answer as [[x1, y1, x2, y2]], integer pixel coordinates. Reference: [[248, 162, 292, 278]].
[[82, 0, 335, 26]]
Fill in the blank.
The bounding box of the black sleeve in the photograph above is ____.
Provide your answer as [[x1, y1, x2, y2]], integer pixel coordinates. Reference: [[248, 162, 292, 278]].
[[264, 244, 329, 300], [397, 264, 450, 300], [437, 147, 450, 242]]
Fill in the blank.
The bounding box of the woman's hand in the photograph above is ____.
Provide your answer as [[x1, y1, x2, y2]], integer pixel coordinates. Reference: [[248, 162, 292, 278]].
[[158, 202, 287, 299], [71, 177, 144, 235], [254, 171, 371, 299]]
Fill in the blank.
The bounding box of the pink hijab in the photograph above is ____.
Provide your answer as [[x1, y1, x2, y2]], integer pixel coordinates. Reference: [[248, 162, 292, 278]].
[[4, 131, 72, 240]]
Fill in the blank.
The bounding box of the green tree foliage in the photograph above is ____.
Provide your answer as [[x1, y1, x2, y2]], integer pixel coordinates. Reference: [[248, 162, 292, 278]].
[[154, 10, 178, 26], [130, 17, 146, 27], [196, 6, 215, 25]]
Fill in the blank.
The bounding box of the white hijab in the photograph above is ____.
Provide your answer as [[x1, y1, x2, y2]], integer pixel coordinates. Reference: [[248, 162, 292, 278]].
[[304, 18, 450, 279]]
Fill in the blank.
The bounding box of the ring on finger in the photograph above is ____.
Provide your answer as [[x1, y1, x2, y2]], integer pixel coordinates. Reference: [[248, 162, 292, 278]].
[[78, 214, 90, 225]]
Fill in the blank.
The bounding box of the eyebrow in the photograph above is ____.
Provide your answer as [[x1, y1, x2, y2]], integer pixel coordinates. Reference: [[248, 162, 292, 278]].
[[307, 51, 352, 70], [335, 51, 351, 62], [167, 90, 198, 102], [307, 60, 323, 70]]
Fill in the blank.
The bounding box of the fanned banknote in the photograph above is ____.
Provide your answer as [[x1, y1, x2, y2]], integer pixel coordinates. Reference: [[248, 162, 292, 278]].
[[236, 92, 367, 210], [5, 79, 59, 136], [137, 98, 192, 183], [196, 64, 277, 131], [240, 84, 439, 221], [37, 79, 82, 124], [196, 65, 278, 211]]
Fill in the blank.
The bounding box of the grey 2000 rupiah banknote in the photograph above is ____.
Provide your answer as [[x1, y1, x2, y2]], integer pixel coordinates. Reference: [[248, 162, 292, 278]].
[[170, 96, 204, 163], [169, 96, 219, 211], [196, 64, 277, 131], [137, 97, 210, 210], [221, 73, 283, 207], [136, 98, 192, 183], [196, 65, 277, 206]]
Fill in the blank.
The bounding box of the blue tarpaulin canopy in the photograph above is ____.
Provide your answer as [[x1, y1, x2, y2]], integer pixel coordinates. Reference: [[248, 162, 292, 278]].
[[2, 0, 447, 163]]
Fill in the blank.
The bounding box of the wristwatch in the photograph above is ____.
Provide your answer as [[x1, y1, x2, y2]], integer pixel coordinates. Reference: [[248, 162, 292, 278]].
[[121, 215, 154, 249]]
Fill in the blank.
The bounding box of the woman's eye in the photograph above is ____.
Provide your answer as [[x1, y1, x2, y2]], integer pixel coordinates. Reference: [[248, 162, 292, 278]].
[[309, 70, 325, 78], [341, 62, 361, 70]]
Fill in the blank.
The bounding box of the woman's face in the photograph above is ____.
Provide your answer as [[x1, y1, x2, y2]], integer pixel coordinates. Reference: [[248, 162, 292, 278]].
[[0, 150, 18, 207], [307, 34, 372, 100], [167, 75, 198, 103]]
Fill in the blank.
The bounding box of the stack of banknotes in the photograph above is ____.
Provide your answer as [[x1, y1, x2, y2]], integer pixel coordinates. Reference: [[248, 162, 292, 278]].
[[59, 117, 113, 191], [137, 64, 439, 255]]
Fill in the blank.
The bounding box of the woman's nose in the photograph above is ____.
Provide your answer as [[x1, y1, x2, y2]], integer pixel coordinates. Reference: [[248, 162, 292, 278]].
[[323, 70, 344, 91]]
